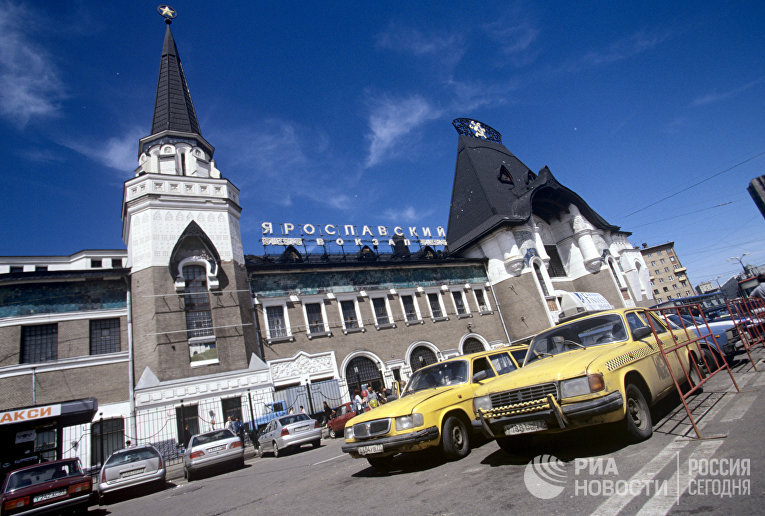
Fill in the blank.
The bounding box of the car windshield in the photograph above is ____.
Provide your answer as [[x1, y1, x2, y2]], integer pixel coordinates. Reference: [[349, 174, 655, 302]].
[[5, 461, 81, 491], [402, 360, 468, 396], [193, 429, 235, 446], [104, 447, 159, 467], [526, 314, 627, 365], [278, 414, 310, 426]]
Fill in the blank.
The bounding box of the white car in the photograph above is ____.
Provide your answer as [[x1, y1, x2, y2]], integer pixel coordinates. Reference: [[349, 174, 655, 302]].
[[183, 429, 244, 481], [98, 444, 166, 503], [256, 414, 322, 457]]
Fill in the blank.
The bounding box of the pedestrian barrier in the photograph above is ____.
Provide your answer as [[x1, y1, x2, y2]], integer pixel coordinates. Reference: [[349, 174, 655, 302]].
[[725, 297, 765, 370], [647, 304, 740, 439]]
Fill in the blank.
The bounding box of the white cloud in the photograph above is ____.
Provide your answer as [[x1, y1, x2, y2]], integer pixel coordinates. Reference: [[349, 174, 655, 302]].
[[0, 1, 66, 125], [482, 17, 540, 66], [382, 205, 433, 222], [59, 128, 144, 172], [692, 77, 765, 106], [365, 94, 441, 167], [376, 24, 463, 58]]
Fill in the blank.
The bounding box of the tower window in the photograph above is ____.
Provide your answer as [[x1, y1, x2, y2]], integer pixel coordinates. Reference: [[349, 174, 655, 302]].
[[183, 264, 217, 365]]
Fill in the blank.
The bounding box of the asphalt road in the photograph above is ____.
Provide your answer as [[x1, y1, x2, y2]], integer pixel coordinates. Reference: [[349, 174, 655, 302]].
[[94, 349, 765, 516]]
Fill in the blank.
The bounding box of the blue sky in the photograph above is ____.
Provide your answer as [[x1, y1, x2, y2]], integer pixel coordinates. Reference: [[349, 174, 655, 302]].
[[1, 0, 764, 289]]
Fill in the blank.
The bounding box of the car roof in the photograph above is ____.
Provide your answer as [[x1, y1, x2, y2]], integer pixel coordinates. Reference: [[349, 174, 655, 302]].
[[5, 458, 80, 474]]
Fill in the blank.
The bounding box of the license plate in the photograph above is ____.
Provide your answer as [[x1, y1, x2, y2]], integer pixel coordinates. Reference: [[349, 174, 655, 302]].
[[296, 425, 310, 432], [357, 444, 384, 455], [120, 467, 145, 478], [504, 420, 547, 435], [209, 445, 226, 452], [33, 489, 67, 503]]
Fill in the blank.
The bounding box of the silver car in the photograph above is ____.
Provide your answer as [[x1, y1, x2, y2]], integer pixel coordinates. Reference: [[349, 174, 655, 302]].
[[256, 414, 322, 458], [183, 429, 244, 481], [98, 444, 166, 503]]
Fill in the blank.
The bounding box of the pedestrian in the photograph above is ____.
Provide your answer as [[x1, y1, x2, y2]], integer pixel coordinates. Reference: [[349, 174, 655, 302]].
[[323, 401, 334, 425], [226, 416, 235, 433], [299, 405, 305, 414], [367, 387, 379, 408], [353, 388, 363, 414], [288, 407, 294, 414], [125, 439, 131, 447], [750, 274, 765, 300], [233, 417, 244, 442], [183, 425, 192, 449]]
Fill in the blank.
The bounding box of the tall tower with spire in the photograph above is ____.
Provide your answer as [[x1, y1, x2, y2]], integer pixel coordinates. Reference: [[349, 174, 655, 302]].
[[122, 10, 258, 387]]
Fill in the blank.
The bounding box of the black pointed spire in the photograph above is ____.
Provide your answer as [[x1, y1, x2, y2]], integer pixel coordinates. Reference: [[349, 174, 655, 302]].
[[151, 23, 201, 136], [139, 8, 213, 157]]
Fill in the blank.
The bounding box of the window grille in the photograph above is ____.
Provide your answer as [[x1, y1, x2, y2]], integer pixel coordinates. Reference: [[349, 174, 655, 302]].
[[183, 265, 213, 339], [452, 291, 467, 315], [305, 303, 324, 334], [340, 300, 358, 329], [266, 305, 287, 337], [90, 318, 120, 355], [401, 295, 418, 321], [21, 324, 57, 363], [372, 297, 389, 325], [427, 293, 443, 318], [545, 245, 567, 277]]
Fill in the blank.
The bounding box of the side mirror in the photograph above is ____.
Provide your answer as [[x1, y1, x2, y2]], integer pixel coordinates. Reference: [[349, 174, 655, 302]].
[[472, 370, 489, 383], [632, 327, 652, 340]]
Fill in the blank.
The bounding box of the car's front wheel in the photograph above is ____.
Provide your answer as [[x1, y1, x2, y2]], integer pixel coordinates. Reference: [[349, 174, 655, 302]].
[[272, 441, 280, 458], [441, 415, 470, 459], [257, 443, 264, 458], [624, 383, 652, 442], [328, 427, 337, 439]]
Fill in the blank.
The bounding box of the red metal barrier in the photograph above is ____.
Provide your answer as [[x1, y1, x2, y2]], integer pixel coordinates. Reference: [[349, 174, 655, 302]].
[[646, 304, 740, 439], [725, 297, 765, 370]]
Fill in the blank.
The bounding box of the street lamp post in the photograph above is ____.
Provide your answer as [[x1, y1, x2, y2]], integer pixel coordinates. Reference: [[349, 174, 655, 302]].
[[728, 253, 751, 275]]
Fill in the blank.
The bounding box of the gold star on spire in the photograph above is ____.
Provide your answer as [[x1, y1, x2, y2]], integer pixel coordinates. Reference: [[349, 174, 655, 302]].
[[157, 5, 177, 19]]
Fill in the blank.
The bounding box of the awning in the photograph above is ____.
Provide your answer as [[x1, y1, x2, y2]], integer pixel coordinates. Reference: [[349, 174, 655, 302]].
[[0, 398, 98, 428]]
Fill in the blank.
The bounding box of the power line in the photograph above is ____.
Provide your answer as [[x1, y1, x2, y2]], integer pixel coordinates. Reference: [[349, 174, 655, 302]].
[[627, 202, 733, 229], [622, 149, 765, 218]]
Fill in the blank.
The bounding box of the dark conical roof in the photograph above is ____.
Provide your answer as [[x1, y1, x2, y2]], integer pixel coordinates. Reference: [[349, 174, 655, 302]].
[[446, 132, 620, 254], [151, 24, 201, 136]]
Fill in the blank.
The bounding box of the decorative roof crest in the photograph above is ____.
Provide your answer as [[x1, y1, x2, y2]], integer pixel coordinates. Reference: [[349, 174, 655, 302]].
[[452, 118, 502, 143]]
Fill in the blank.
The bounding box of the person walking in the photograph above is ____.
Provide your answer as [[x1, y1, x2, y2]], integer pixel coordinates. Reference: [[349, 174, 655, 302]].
[[226, 416, 235, 433], [750, 274, 765, 300], [353, 388, 363, 414]]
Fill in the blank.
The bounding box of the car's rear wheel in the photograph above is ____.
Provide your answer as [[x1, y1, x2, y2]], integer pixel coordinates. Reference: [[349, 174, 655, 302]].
[[186, 466, 195, 482], [441, 415, 470, 459], [257, 443, 264, 458], [624, 383, 652, 442], [367, 455, 394, 470], [698, 347, 718, 376], [272, 441, 280, 458]]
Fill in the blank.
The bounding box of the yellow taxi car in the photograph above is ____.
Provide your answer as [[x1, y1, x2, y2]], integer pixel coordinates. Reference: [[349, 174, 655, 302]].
[[341, 348, 522, 469], [472, 308, 697, 453]]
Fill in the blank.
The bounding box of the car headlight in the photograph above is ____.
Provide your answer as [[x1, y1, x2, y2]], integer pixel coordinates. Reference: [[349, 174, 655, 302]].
[[473, 395, 492, 413], [395, 413, 424, 431], [345, 426, 354, 440], [560, 374, 605, 398]]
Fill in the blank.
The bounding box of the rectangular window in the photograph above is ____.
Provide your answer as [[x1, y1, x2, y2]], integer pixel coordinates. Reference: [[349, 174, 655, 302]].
[[673, 284, 678, 290], [427, 293, 443, 318], [10, 266, 22, 273], [663, 286, 669, 292], [664, 267, 670, 272], [452, 291, 467, 315], [670, 256, 676, 262], [91, 259, 102, 268], [653, 289, 660, 295], [401, 295, 418, 322], [89, 318, 120, 355], [660, 258, 666, 264], [35, 265, 47, 272], [372, 297, 390, 325], [21, 324, 57, 363], [111, 258, 122, 268], [340, 300, 359, 329], [183, 265, 213, 339], [474, 288, 490, 312], [305, 302, 325, 334], [266, 305, 288, 337], [544, 245, 567, 277]]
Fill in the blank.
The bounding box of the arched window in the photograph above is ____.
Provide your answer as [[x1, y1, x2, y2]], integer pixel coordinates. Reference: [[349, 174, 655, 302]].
[[346, 356, 384, 397], [463, 338, 485, 355], [410, 345, 438, 372]]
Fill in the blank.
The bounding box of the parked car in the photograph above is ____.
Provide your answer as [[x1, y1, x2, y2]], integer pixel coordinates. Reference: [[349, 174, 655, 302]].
[[472, 308, 696, 454], [183, 429, 244, 481], [256, 414, 322, 457], [97, 444, 165, 503], [664, 313, 738, 366], [1, 458, 91, 515], [341, 349, 521, 470], [327, 402, 361, 439]]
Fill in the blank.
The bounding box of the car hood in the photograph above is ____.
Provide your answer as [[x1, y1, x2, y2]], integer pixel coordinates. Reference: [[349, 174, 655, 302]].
[[347, 385, 461, 424], [476, 345, 622, 395]]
